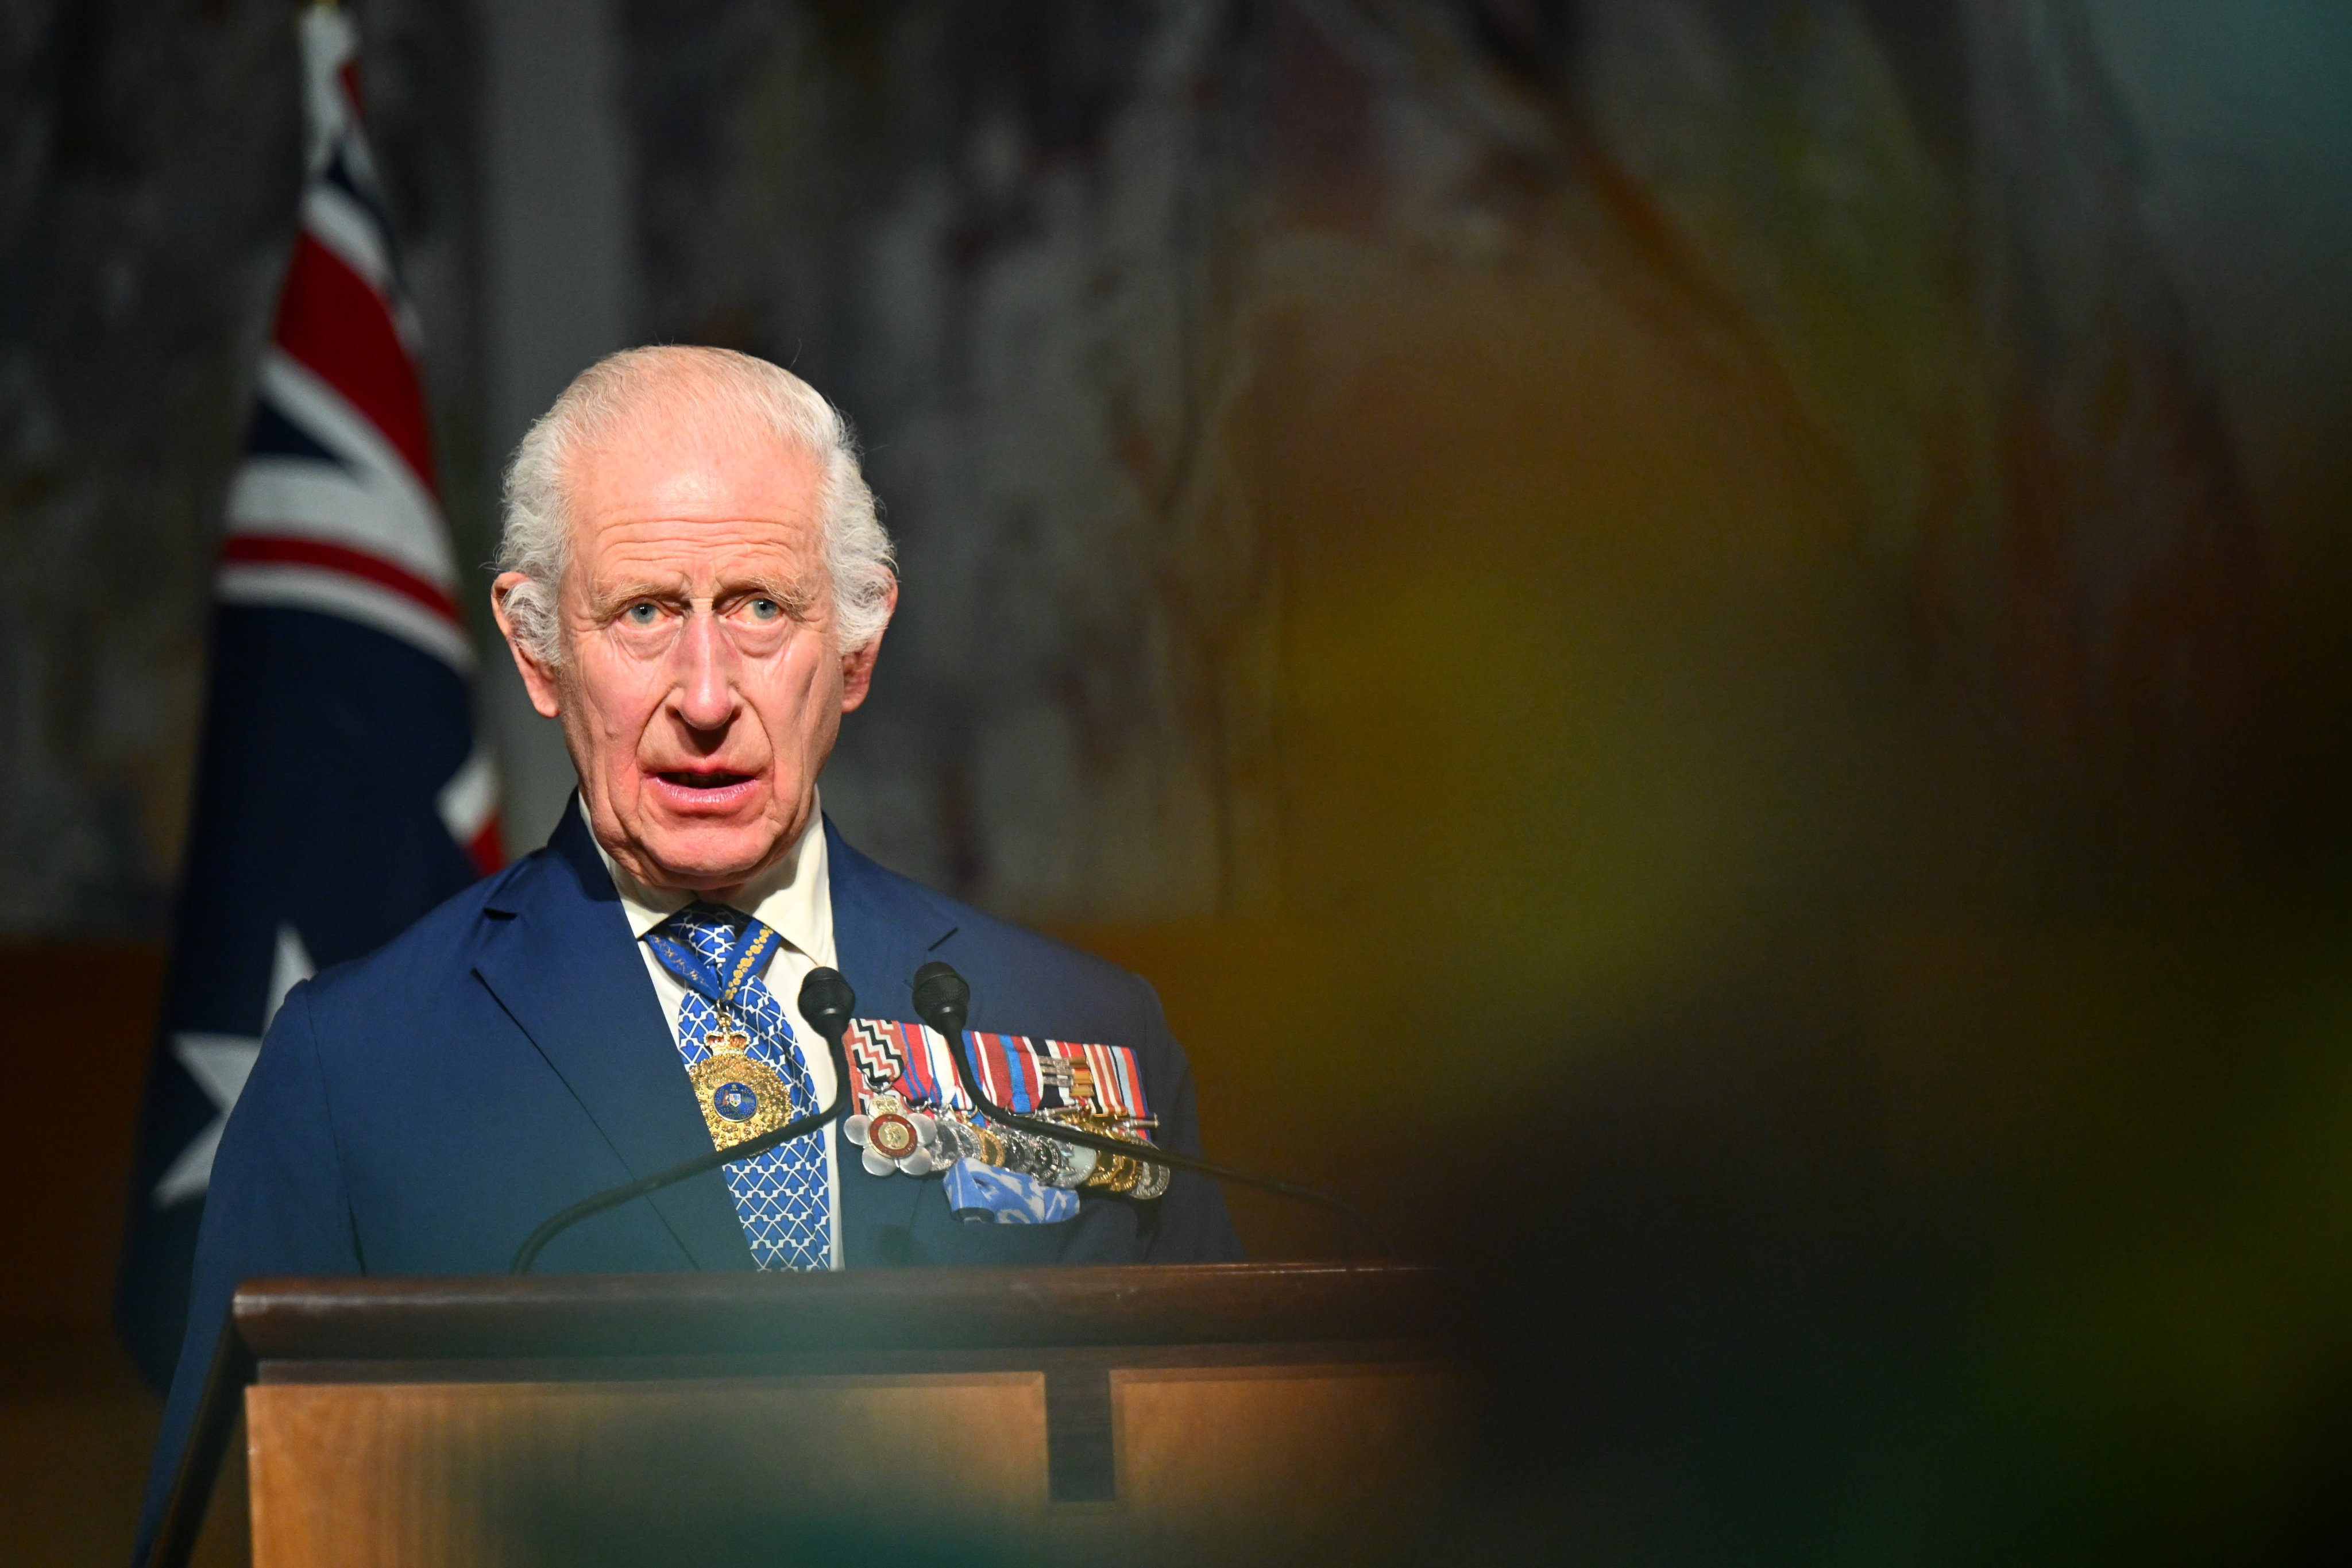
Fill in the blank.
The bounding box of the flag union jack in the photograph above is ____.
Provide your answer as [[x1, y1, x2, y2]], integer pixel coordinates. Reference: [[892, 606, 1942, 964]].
[[115, 6, 500, 1388], [217, 12, 474, 709]]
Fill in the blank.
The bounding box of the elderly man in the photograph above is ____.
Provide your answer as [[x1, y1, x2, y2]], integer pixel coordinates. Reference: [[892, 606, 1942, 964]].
[[136, 347, 1239, 1550]]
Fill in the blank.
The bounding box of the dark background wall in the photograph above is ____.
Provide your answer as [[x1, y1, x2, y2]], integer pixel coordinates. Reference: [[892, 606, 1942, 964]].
[[5, 1, 2351, 1562]]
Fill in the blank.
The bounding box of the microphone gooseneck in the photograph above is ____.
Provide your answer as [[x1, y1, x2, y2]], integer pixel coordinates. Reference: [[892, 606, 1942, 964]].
[[909, 961, 1392, 1256], [509, 965, 860, 1273]]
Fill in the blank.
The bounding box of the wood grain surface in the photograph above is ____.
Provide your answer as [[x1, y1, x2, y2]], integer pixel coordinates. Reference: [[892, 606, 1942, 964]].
[[243, 1359, 1465, 1567]]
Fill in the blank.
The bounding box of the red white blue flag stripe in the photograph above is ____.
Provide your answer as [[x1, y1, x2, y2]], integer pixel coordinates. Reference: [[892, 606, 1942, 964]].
[[216, 13, 471, 678]]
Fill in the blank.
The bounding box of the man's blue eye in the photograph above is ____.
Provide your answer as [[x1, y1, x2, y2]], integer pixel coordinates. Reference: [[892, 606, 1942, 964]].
[[624, 603, 658, 626], [748, 599, 780, 621]]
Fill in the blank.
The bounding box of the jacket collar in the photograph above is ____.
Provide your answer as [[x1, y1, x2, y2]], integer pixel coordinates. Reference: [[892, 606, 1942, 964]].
[[475, 801, 751, 1271]]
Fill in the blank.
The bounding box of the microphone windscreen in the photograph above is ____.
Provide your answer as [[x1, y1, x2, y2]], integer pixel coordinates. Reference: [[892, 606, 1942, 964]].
[[797, 966, 855, 1032], [911, 961, 970, 1029]]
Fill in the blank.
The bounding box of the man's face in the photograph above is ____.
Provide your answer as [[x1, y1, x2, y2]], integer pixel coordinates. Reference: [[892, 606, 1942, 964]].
[[492, 405, 890, 895]]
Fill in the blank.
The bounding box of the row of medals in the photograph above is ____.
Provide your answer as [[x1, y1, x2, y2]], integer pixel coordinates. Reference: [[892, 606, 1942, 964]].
[[850, 1090, 1172, 1200], [690, 1015, 1170, 1200]]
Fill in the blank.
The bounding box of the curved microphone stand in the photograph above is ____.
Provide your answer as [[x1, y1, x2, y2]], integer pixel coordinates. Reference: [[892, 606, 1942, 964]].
[[509, 966, 860, 1273]]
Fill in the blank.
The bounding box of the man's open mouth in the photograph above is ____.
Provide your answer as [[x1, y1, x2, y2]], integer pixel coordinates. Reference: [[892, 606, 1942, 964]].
[[656, 770, 753, 791]]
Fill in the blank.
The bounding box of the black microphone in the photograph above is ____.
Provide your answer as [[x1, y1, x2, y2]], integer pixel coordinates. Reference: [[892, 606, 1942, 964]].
[[797, 964, 856, 1049], [909, 960, 1392, 1255], [910, 960, 971, 1036], [509, 966, 860, 1273]]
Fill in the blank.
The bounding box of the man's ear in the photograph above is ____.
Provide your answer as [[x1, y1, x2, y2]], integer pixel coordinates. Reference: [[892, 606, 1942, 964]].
[[491, 572, 564, 720], [839, 576, 898, 714]]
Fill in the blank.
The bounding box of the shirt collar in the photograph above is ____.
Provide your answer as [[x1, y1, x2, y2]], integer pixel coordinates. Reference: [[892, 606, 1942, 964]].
[[588, 791, 834, 964]]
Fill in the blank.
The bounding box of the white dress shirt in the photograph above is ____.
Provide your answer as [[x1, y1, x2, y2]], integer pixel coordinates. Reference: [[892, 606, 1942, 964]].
[[590, 794, 845, 1269]]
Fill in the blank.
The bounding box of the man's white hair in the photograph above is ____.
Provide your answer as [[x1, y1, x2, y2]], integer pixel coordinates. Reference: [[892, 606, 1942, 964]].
[[496, 345, 895, 666]]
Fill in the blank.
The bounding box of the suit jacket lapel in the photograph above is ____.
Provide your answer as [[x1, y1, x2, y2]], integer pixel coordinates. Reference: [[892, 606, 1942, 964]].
[[825, 817, 952, 1026], [475, 804, 751, 1272]]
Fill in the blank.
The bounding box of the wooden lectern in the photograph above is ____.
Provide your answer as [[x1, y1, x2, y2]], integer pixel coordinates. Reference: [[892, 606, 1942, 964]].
[[154, 1262, 1462, 1567]]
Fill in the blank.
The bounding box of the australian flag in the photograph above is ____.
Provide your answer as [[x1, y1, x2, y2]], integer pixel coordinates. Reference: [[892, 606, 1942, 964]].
[[115, 6, 500, 1388]]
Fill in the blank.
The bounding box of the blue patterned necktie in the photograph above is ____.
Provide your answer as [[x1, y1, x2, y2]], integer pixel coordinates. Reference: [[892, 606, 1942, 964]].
[[645, 903, 833, 1270]]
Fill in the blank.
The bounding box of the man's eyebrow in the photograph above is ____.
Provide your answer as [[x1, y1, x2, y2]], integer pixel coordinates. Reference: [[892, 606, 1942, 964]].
[[586, 574, 690, 607], [748, 577, 820, 609], [722, 574, 820, 613]]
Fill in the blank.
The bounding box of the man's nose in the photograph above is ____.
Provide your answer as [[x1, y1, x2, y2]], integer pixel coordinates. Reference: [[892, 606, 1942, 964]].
[[670, 608, 739, 732]]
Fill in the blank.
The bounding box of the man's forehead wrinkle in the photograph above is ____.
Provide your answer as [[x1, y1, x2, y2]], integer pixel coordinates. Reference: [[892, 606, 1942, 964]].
[[589, 521, 826, 570], [576, 523, 828, 607]]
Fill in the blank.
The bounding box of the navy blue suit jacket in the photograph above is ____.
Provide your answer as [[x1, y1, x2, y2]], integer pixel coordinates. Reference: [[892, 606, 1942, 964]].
[[136, 805, 1239, 1555]]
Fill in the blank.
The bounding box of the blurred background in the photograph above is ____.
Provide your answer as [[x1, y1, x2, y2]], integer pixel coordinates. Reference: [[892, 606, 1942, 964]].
[[5, 0, 2350, 1561]]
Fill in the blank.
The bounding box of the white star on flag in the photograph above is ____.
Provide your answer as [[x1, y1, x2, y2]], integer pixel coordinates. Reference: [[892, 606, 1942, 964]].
[[153, 925, 314, 1208]]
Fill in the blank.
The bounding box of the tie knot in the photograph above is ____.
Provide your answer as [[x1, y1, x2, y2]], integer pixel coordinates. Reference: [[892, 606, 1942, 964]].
[[648, 903, 777, 1005], [663, 900, 742, 945]]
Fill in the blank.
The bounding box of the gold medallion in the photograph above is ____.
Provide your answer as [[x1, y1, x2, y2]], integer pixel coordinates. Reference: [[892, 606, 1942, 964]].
[[689, 1052, 790, 1150], [1032, 1106, 1152, 1194], [1087, 1148, 1143, 1194]]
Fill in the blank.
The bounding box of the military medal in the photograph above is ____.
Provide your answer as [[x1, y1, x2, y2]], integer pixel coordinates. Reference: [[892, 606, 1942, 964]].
[[866, 1109, 922, 1160], [670, 928, 805, 1152], [689, 1001, 791, 1151], [844, 1091, 940, 1176], [836, 1022, 1172, 1204]]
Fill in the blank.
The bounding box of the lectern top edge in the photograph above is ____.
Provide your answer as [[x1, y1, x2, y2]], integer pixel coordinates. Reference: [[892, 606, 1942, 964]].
[[230, 1261, 1447, 1365]]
